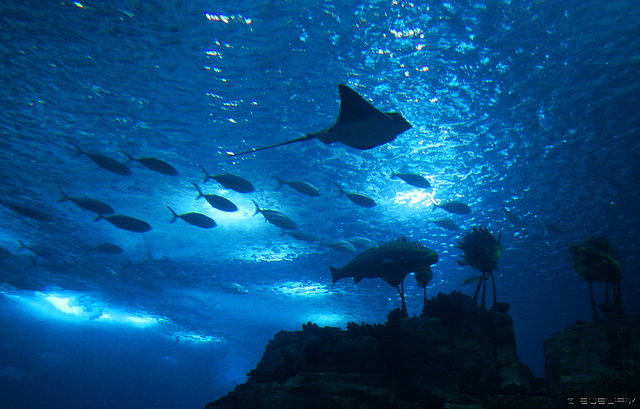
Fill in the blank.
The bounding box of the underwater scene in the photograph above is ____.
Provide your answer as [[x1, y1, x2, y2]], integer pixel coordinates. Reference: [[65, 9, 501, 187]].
[[1, 0, 639, 408]]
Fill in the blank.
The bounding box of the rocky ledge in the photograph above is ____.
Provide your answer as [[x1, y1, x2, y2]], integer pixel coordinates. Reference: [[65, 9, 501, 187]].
[[544, 317, 640, 407], [205, 291, 548, 409]]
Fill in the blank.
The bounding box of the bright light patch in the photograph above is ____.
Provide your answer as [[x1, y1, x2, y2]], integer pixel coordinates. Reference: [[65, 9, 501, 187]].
[[45, 296, 83, 315], [305, 313, 344, 327], [393, 189, 434, 207], [5, 292, 160, 328], [271, 281, 329, 297], [125, 315, 156, 325], [174, 332, 225, 344], [74, 1, 84, 8], [96, 311, 158, 327]]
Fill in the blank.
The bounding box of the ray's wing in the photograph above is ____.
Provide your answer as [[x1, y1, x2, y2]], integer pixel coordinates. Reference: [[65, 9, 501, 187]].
[[335, 84, 391, 124], [316, 84, 410, 149]]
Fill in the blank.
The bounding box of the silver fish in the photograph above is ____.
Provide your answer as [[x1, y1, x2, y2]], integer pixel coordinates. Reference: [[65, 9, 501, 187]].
[[272, 175, 320, 197], [335, 183, 376, 208], [390, 167, 431, 188], [253, 201, 297, 230]]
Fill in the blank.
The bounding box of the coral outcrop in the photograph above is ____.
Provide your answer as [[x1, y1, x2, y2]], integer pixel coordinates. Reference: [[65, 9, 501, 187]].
[[544, 318, 640, 407], [205, 292, 543, 409]]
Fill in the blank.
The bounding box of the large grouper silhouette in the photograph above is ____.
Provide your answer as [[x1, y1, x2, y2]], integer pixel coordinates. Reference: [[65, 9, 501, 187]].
[[227, 84, 412, 156]]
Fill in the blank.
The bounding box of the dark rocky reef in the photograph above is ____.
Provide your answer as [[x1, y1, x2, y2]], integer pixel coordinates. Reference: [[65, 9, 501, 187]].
[[205, 291, 547, 409], [544, 317, 640, 407]]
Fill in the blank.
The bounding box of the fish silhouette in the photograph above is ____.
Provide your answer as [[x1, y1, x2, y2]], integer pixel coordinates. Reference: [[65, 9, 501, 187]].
[[390, 167, 431, 188], [198, 164, 255, 193], [70, 142, 131, 176], [432, 200, 471, 215], [57, 187, 114, 215], [335, 183, 376, 208], [123, 153, 178, 176], [89, 243, 124, 254], [227, 84, 412, 156], [252, 201, 297, 230], [167, 206, 216, 229], [193, 184, 238, 212], [1, 201, 54, 222], [94, 214, 152, 233], [272, 176, 321, 197]]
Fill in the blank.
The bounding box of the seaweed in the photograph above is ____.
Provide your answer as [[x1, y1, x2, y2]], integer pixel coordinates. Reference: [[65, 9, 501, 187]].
[[455, 226, 502, 308], [569, 235, 624, 320]]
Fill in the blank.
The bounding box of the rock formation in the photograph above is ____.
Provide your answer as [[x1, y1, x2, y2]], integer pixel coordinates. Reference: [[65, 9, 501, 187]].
[[205, 292, 546, 409], [544, 318, 640, 407]]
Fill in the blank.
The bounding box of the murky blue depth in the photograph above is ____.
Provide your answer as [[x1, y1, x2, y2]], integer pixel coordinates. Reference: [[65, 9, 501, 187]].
[[1, 1, 639, 408]]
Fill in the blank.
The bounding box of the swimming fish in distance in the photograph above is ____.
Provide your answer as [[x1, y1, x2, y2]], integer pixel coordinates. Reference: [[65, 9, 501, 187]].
[[432, 200, 471, 215], [252, 201, 297, 230], [167, 206, 216, 229], [70, 142, 131, 176], [123, 153, 178, 176], [390, 167, 431, 188], [428, 218, 459, 231], [198, 164, 255, 193], [1, 201, 54, 222], [335, 183, 376, 208], [89, 243, 124, 254], [320, 239, 357, 253], [94, 214, 152, 233], [227, 84, 412, 156], [17, 240, 58, 258], [272, 175, 321, 197], [57, 187, 114, 214], [542, 221, 563, 236], [193, 183, 238, 212], [500, 201, 523, 226]]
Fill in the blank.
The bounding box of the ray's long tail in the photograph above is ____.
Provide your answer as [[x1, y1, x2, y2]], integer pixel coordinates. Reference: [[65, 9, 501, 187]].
[[226, 134, 316, 156]]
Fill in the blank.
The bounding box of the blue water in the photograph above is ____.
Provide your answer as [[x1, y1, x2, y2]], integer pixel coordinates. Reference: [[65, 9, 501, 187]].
[[1, 0, 639, 407]]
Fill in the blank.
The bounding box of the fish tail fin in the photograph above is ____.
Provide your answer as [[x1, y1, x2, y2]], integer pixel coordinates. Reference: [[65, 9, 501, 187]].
[[429, 196, 437, 211], [329, 266, 343, 285], [17, 240, 27, 251], [197, 164, 211, 183], [56, 186, 69, 202], [353, 276, 363, 284], [226, 134, 316, 157], [271, 175, 284, 191], [122, 151, 134, 164], [69, 141, 83, 158], [389, 165, 397, 178], [279, 229, 286, 237], [93, 214, 104, 222], [192, 183, 203, 199], [166, 206, 178, 223], [334, 182, 344, 198], [251, 200, 260, 216]]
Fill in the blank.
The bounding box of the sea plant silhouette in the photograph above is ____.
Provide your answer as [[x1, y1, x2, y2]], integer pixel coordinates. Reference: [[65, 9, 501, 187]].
[[569, 235, 624, 320], [456, 226, 502, 308]]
